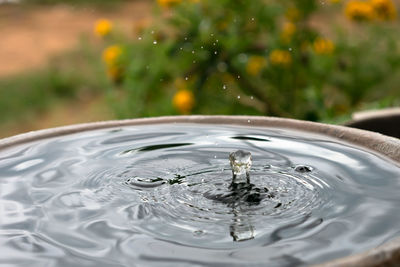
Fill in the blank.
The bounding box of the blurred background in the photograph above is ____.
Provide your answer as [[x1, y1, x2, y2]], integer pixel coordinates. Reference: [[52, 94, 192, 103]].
[[0, 0, 399, 138]]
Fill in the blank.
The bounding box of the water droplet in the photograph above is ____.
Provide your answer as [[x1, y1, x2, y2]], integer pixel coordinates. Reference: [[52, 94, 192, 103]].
[[237, 75, 241, 79], [138, 37, 142, 40], [214, 155, 217, 159], [250, 96, 254, 100], [180, 47, 183, 50], [153, 41, 157, 44], [223, 85, 227, 90], [201, 46, 204, 49], [192, 50, 195, 54], [229, 150, 252, 182], [193, 60, 196, 63], [294, 165, 313, 173], [216, 39, 219, 43], [210, 33, 214, 37], [151, 30, 155, 34], [289, 47, 293, 51], [185, 77, 189, 81], [184, 37, 188, 40], [251, 17, 255, 21], [213, 43, 216, 46], [247, 120, 251, 123], [237, 95, 241, 99], [125, 177, 165, 189], [214, 51, 218, 55]]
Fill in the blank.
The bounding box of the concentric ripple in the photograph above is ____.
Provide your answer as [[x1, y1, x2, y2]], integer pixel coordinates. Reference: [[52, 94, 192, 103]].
[[1, 123, 400, 266]]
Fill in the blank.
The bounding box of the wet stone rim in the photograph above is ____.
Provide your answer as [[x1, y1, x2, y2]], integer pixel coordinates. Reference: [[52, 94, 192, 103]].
[[0, 115, 399, 267]]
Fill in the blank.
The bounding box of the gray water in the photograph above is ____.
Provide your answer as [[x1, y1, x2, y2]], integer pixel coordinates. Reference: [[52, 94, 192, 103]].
[[1, 123, 400, 267]]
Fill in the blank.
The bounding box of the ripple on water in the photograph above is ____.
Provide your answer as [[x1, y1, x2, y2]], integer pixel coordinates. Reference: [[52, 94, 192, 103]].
[[0, 124, 400, 266]]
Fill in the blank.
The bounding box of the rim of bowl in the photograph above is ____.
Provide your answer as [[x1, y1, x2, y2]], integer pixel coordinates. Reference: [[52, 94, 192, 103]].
[[0, 115, 399, 266]]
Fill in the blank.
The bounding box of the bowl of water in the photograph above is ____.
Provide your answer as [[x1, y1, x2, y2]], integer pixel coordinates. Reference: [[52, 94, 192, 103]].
[[1, 116, 400, 266]]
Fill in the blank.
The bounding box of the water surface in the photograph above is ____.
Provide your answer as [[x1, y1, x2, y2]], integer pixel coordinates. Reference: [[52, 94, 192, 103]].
[[1, 123, 400, 266]]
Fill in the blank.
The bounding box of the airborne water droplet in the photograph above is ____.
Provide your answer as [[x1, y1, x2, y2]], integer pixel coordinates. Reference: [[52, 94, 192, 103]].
[[153, 41, 157, 45]]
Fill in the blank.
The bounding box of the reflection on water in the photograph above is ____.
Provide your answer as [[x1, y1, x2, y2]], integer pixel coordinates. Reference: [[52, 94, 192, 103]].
[[0, 123, 400, 266]]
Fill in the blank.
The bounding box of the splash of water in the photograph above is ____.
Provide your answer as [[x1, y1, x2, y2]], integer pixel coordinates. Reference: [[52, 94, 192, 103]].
[[229, 150, 252, 185]]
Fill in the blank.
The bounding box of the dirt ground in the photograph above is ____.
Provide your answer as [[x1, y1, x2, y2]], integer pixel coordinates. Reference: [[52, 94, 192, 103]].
[[0, 1, 152, 138], [0, 0, 151, 77]]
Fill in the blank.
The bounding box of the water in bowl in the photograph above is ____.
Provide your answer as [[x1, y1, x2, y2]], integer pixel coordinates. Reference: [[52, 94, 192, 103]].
[[1, 123, 400, 266]]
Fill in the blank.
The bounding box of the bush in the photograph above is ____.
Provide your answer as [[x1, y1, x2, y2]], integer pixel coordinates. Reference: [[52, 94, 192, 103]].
[[98, 0, 400, 121]]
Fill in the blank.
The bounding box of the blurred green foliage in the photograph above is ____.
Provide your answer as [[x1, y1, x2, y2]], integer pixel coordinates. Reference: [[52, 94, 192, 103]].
[[100, 0, 400, 122], [0, 42, 108, 125]]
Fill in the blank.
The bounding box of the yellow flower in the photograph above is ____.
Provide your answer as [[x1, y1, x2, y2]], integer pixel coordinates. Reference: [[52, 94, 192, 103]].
[[246, 56, 267, 76], [173, 90, 195, 114], [280, 22, 296, 43], [370, 0, 397, 20], [313, 38, 335, 54], [94, 19, 112, 37], [102, 45, 122, 66], [157, 0, 181, 8], [345, 1, 375, 21], [269, 50, 292, 67]]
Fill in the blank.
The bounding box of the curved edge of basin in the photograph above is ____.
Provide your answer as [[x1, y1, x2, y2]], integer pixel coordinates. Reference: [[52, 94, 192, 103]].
[[0, 115, 400, 267], [313, 236, 400, 267]]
